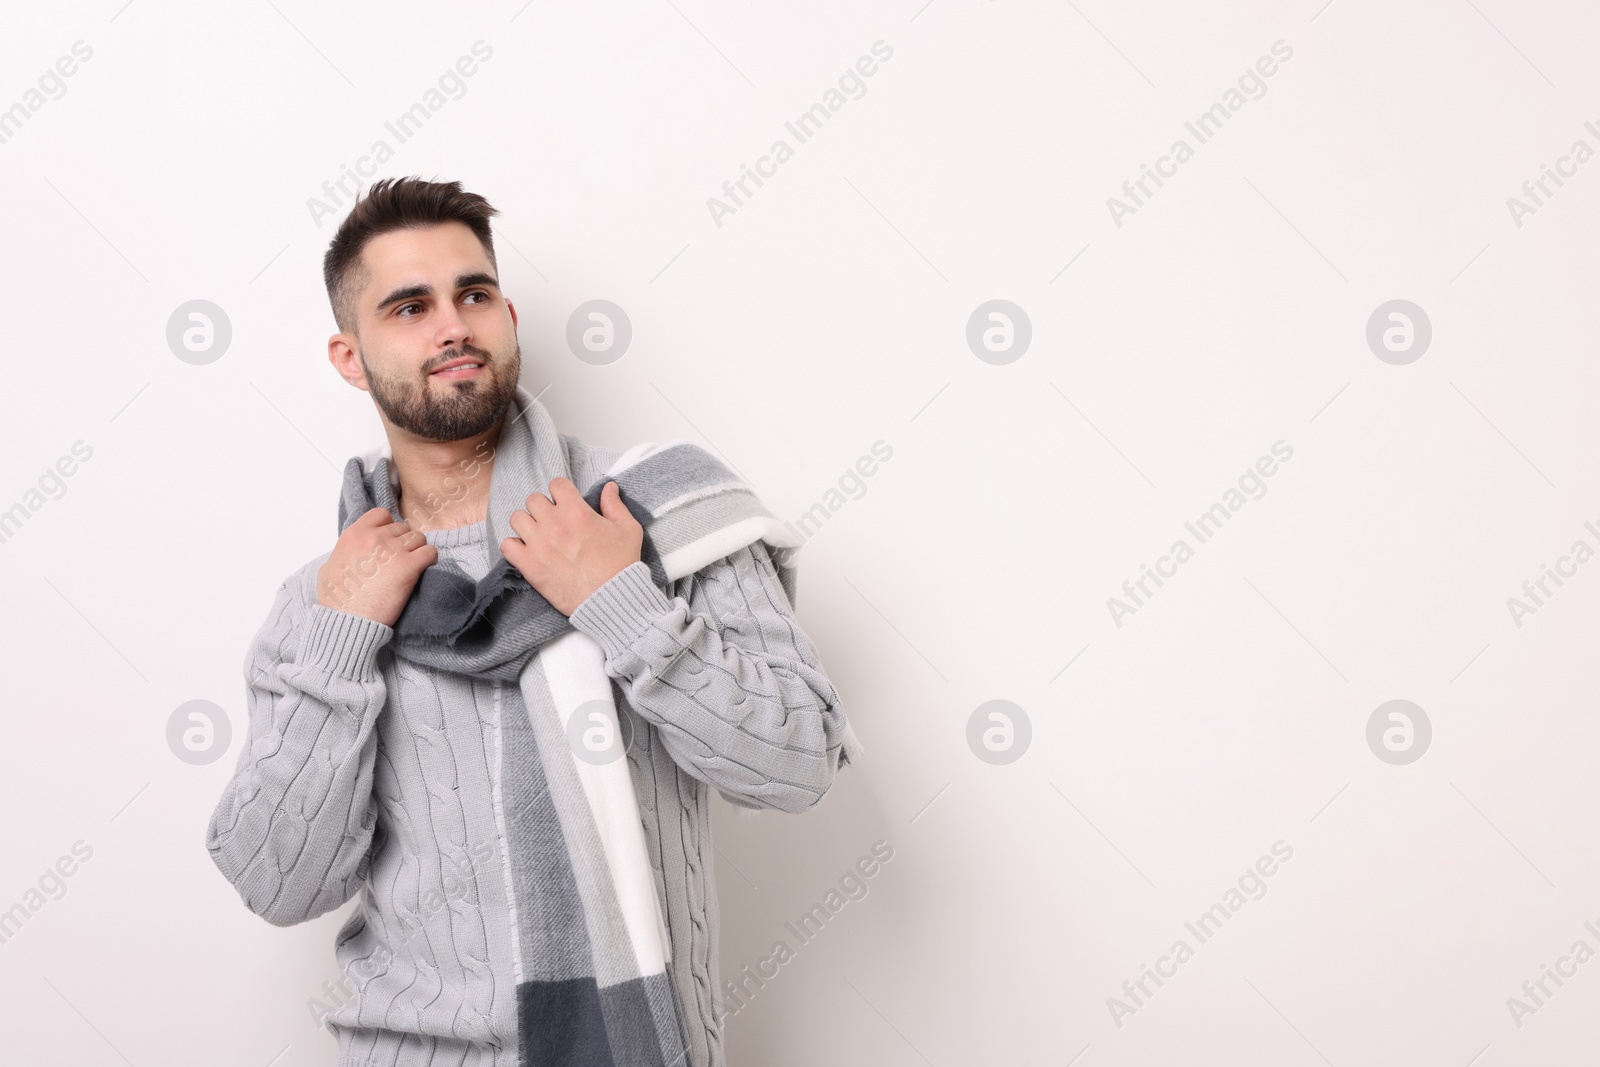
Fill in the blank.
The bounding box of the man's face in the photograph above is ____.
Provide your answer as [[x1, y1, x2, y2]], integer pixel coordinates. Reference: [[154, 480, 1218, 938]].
[[333, 221, 521, 442]]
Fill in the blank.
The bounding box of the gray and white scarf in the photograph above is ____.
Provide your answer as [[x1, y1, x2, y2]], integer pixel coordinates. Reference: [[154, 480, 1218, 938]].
[[336, 384, 808, 1065]]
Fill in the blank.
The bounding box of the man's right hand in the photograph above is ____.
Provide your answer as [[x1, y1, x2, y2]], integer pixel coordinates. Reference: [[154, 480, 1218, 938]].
[[316, 507, 438, 627]]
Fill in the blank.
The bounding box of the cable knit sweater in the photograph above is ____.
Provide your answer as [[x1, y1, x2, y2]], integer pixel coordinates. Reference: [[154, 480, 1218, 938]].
[[205, 446, 855, 1067]]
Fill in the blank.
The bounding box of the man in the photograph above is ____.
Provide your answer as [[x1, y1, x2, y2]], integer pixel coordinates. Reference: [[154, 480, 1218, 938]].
[[206, 176, 860, 1067]]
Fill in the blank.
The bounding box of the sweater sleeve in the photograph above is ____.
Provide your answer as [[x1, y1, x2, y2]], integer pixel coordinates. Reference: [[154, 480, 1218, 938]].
[[205, 564, 394, 927], [567, 540, 853, 814]]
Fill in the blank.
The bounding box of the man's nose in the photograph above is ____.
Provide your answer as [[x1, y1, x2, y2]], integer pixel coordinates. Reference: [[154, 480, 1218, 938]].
[[434, 305, 473, 349]]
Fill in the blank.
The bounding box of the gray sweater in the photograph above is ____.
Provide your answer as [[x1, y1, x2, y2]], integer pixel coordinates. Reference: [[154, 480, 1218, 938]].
[[205, 464, 855, 1067]]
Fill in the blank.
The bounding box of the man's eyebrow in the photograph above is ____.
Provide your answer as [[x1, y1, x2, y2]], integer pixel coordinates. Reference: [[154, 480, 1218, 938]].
[[373, 272, 502, 314]]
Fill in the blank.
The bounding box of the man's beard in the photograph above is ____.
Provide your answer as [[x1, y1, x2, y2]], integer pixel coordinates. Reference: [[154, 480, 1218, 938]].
[[361, 341, 520, 442]]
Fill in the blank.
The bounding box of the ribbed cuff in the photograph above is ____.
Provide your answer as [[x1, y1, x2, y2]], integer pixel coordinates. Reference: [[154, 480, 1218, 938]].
[[568, 561, 676, 662], [298, 602, 394, 681]]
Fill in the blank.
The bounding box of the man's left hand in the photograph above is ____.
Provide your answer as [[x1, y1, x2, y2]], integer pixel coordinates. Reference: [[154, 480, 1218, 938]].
[[501, 478, 644, 616]]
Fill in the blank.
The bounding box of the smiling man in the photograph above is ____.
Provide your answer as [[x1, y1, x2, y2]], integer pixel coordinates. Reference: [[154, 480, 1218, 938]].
[[205, 176, 861, 1067]]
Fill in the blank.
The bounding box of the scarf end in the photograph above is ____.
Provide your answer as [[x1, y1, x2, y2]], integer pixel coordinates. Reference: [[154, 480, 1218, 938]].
[[839, 718, 865, 767]]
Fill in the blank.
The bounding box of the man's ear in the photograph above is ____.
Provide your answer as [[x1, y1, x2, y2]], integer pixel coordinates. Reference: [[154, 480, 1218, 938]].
[[506, 299, 518, 331], [328, 335, 369, 391]]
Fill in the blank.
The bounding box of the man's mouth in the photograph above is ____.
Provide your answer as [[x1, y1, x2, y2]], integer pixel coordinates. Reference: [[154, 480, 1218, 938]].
[[430, 360, 485, 379]]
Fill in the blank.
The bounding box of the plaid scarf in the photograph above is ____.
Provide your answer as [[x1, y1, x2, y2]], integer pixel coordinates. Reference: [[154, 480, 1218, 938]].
[[336, 384, 802, 1065]]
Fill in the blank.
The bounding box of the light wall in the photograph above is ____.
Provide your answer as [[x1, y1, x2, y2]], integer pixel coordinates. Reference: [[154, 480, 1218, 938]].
[[0, 2, 1595, 1064]]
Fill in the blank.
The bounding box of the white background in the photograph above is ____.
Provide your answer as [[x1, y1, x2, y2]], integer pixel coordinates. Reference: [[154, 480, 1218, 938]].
[[2, 1, 1598, 1064]]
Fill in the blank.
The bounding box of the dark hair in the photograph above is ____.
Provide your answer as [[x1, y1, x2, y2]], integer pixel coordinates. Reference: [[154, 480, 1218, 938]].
[[322, 176, 500, 336]]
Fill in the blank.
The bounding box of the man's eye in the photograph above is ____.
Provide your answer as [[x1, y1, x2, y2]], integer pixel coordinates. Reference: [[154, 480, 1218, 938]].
[[397, 292, 488, 317]]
